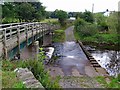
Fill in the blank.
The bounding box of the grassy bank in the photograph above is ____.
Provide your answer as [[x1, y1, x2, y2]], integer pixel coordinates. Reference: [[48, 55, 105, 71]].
[[74, 30, 119, 46], [2, 60, 60, 89], [74, 17, 119, 49], [96, 76, 120, 88], [2, 49, 61, 89], [41, 18, 58, 23], [2, 71, 25, 88], [53, 29, 65, 42]]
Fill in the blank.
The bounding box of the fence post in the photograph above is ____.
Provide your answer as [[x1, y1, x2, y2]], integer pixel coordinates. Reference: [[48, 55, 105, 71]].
[[3, 28, 7, 59]]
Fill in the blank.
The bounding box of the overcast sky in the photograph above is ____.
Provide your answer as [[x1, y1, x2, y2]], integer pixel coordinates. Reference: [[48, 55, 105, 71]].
[[40, 0, 119, 12]]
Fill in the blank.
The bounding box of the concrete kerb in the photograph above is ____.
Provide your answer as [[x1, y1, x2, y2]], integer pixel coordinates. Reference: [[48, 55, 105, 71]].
[[14, 68, 45, 89], [77, 40, 108, 76]]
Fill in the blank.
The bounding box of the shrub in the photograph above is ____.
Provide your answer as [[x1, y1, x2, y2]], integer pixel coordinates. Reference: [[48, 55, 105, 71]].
[[74, 18, 86, 32], [74, 18, 98, 37], [80, 23, 98, 36]]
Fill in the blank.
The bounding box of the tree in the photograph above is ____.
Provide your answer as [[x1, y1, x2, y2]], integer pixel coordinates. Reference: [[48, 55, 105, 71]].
[[55, 9, 68, 26], [75, 12, 84, 19], [2, 2, 18, 23], [17, 3, 35, 22], [30, 2, 46, 20], [94, 13, 108, 32], [83, 10, 94, 23], [107, 12, 118, 34], [2, 1, 46, 23]]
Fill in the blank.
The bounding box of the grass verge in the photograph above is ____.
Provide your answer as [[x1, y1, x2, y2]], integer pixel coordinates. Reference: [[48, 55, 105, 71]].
[[2, 49, 61, 89], [74, 29, 119, 45], [53, 29, 65, 42], [2, 71, 25, 88], [96, 76, 120, 88]]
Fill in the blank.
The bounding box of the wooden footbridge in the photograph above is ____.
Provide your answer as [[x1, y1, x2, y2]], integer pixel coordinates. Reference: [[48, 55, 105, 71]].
[[0, 22, 59, 59]]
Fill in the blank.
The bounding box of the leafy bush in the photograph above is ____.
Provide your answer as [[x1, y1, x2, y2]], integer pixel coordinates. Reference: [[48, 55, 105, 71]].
[[80, 23, 98, 36], [74, 18, 98, 37], [21, 60, 61, 89]]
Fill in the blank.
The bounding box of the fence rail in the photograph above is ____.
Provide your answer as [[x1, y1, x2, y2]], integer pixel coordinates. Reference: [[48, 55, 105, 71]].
[[0, 22, 60, 59]]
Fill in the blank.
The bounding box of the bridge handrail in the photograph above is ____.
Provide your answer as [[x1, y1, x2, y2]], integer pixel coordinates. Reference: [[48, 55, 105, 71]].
[[0, 22, 60, 59], [0, 22, 51, 41]]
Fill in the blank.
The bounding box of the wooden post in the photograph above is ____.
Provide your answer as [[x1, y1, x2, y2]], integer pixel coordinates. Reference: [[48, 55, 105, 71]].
[[10, 24, 12, 39], [3, 28, 7, 59], [36, 23, 38, 40], [40, 23, 43, 46], [32, 23, 34, 43], [33, 41, 39, 60], [38, 23, 41, 38], [26, 24, 28, 46], [17, 25, 20, 59]]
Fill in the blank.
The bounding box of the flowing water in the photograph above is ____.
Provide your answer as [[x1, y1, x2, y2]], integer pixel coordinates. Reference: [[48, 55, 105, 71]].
[[52, 26, 92, 76], [53, 41, 89, 76], [85, 45, 120, 76]]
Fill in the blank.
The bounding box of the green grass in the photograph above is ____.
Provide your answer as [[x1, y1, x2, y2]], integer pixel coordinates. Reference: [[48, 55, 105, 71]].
[[74, 29, 119, 45], [96, 76, 108, 87], [96, 76, 120, 88], [2, 50, 61, 89], [41, 18, 59, 23], [53, 29, 65, 42], [2, 71, 25, 88]]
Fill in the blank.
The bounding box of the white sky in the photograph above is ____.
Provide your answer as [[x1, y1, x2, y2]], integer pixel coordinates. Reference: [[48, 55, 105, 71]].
[[40, 0, 120, 12]]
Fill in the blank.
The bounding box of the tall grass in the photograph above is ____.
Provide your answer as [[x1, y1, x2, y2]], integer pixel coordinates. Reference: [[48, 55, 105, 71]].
[[2, 48, 61, 89]]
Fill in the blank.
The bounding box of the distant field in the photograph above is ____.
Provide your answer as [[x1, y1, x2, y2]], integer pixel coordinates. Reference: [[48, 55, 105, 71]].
[[41, 18, 58, 23]]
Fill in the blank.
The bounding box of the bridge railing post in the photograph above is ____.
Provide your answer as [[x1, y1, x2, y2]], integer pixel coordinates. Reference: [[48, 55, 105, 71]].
[[3, 28, 7, 59], [10, 24, 12, 39], [35, 22, 38, 40], [33, 41, 39, 60], [17, 25, 20, 59], [38, 23, 40, 38], [25, 24, 28, 46], [32, 23, 34, 43]]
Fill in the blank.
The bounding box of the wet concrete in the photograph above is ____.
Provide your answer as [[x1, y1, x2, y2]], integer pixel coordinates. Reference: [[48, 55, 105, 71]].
[[53, 26, 95, 76], [58, 41, 89, 75]]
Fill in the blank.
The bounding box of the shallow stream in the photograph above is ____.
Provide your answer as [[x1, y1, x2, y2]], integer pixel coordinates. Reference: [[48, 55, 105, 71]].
[[85, 45, 120, 76]]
